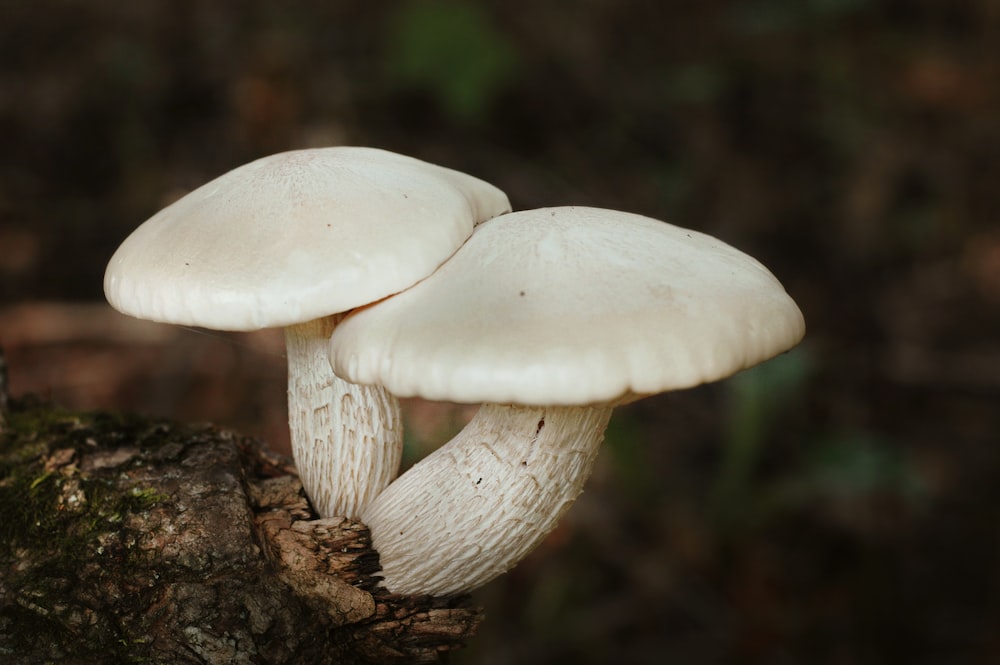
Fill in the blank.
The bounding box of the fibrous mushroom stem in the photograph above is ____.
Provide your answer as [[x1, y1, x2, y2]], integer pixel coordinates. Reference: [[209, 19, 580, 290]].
[[284, 316, 402, 518], [361, 403, 613, 596]]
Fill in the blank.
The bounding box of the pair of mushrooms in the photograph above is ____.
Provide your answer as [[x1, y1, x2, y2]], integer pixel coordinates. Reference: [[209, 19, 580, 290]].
[[105, 147, 805, 597]]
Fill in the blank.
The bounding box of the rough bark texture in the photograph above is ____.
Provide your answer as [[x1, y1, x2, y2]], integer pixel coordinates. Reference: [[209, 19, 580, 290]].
[[0, 373, 481, 664]]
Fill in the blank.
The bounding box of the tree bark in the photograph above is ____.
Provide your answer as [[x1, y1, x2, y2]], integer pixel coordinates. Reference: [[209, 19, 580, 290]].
[[0, 374, 481, 663]]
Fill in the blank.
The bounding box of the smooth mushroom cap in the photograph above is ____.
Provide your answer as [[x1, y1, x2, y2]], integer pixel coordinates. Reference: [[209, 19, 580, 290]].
[[104, 146, 511, 330], [329, 206, 806, 405]]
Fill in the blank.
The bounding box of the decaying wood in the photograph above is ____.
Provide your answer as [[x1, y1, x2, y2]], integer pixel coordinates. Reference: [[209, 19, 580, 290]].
[[0, 368, 482, 664]]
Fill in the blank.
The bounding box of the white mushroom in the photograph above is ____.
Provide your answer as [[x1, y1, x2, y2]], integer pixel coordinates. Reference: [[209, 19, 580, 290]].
[[104, 147, 510, 518], [328, 206, 806, 596]]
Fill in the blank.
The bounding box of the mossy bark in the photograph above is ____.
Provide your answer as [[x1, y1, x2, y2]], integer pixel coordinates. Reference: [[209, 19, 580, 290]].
[[0, 391, 481, 664]]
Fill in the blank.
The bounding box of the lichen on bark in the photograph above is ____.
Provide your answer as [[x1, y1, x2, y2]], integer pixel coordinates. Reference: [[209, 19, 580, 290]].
[[0, 388, 481, 664]]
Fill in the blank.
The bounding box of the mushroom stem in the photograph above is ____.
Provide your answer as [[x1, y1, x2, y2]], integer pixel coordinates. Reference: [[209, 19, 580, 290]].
[[361, 403, 613, 596], [284, 316, 402, 518]]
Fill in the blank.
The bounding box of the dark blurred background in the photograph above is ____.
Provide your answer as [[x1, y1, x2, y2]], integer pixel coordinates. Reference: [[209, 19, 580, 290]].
[[2, 1, 999, 663]]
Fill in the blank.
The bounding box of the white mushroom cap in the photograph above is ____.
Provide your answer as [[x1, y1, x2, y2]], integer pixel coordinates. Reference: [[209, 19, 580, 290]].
[[104, 147, 511, 330], [330, 206, 806, 405]]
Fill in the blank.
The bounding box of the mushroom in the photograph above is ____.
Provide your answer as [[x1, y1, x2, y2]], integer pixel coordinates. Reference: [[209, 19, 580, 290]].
[[328, 206, 806, 596], [104, 147, 510, 518]]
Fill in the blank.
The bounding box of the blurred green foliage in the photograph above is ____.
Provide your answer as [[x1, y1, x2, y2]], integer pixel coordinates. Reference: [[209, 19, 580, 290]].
[[662, 63, 730, 106], [602, 413, 656, 500], [384, 1, 519, 123], [713, 347, 813, 524], [776, 430, 927, 506], [715, 347, 926, 532], [727, 0, 874, 34]]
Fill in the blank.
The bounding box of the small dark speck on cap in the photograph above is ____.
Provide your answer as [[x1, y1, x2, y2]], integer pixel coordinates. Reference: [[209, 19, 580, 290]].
[[519, 290, 525, 297]]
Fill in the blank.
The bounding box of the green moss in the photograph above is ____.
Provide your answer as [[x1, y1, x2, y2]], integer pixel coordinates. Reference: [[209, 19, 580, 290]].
[[0, 401, 183, 662], [0, 405, 168, 562]]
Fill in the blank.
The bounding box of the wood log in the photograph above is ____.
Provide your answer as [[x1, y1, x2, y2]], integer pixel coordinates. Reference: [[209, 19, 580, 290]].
[[0, 366, 481, 664]]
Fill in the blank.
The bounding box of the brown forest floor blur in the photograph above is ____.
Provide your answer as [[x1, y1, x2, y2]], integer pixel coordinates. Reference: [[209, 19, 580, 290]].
[[2, 2, 999, 663]]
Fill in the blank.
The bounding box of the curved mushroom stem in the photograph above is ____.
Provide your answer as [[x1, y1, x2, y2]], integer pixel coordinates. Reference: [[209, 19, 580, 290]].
[[284, 316, 402, 518], [361, 403, 613, 596]]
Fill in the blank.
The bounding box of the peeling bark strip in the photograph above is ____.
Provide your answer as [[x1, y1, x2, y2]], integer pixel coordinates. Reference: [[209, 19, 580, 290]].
[[0, 396, 481, 664]]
